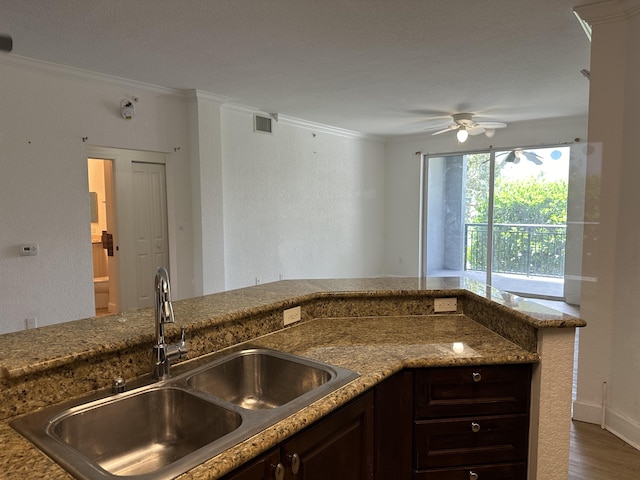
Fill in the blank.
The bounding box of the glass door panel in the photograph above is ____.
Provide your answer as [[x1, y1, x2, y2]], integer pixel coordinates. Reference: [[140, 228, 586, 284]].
[[423, 152, 491, 282], [490, 147, 570, 297], [424, 146, 570, 299]]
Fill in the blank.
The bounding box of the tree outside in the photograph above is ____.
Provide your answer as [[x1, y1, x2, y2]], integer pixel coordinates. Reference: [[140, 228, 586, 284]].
[[464, 148, 569, 277]]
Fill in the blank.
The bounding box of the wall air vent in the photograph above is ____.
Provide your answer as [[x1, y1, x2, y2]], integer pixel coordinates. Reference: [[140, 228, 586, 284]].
[[254, 114, 273, 134]]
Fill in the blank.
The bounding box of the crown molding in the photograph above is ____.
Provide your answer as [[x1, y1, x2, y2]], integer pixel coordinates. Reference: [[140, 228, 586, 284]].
[[185, 89, 232, 104], [574, 0, 640, 26], [0, 53, 185, 98], [0, 53, 384, 141]]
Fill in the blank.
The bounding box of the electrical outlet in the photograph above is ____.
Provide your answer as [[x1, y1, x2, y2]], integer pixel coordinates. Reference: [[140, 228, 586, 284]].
[[25, 317, 37, 329], [283, 306, 301, 326], [434, 297, 458, 312]]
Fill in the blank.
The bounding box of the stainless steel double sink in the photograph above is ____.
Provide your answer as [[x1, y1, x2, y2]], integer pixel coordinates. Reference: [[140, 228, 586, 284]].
[[11, 348, 360, 480]]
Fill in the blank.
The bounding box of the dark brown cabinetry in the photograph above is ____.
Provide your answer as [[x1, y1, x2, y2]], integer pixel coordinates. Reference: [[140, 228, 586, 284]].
[[222, 391, 374, 480], [222, 449, 282, 480], [412, 364, 531, 480], [375, 364, 532, 480], [226, 364, 531, 480], [374, 370, 413, 480]]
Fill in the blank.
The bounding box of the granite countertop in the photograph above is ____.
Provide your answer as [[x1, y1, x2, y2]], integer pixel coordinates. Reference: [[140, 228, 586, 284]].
[[2, 313, 536, 479], [0, 277, 583, 380], [0, 277, 583, 479]]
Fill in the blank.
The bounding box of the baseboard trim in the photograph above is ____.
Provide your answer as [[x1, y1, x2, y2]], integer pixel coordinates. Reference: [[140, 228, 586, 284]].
[[573, 400, 640, 451], [605, 406, 640, 451], [572, 399, 602, 424]]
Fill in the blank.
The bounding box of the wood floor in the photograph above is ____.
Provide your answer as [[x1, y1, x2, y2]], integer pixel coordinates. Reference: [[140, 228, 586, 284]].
[[530, 299, 640, 478], [569, 420, 640, 479]]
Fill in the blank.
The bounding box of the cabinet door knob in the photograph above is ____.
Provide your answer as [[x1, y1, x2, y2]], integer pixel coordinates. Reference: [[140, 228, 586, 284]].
[[273, 463, 285, 480], [469, 471, 479, 480], [472, 372, 482, 382], [288, 453, 301, 474], [471, 422, 481, 433]]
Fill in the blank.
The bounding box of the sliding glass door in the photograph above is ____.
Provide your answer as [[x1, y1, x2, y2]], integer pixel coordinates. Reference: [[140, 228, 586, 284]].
[[422, 146, 570, 299]]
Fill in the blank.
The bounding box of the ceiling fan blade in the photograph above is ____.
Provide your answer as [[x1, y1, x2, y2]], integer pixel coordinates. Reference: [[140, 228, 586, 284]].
[[0, 34, 12, 52], [467, 125, 485, 136], [477, 121, 507, 129], [504, 151, 517, 163], [431, 125, 460, 135], [521, 151, 544, 165]]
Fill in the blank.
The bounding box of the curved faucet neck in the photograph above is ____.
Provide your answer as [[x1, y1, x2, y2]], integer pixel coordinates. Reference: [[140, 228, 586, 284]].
[[152, 267, 186, 380]]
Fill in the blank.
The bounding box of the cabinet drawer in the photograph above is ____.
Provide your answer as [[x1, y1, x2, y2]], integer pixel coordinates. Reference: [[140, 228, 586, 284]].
[[414, 414, 529, 469], [412, 462, 527, 480], [414, 365, 531, 419]]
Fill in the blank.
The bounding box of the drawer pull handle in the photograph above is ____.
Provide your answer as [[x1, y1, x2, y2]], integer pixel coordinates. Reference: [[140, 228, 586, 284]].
[[471, 422, 481, 433], [273, 463, 285, 480], [469, 471, 479, 480], [288, 453, 301, 474], [472, 372, 482, 382]]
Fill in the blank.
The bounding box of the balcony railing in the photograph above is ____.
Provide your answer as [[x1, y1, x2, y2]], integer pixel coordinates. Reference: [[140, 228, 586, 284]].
[[465, 223, 566, 278]]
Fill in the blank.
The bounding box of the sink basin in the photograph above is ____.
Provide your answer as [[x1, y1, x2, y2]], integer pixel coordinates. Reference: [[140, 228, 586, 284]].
[[187, 349, 333, 409], [12, 387, 244, 480], [11, 348, 359, 480], [51, 387, 241, 477]]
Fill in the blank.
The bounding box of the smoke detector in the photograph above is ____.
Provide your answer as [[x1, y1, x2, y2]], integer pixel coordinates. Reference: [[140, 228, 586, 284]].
[[121, 99, 136, 120]]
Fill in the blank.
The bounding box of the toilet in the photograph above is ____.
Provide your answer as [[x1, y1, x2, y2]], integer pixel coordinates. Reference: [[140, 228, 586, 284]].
[[94, 276, 110, 309]]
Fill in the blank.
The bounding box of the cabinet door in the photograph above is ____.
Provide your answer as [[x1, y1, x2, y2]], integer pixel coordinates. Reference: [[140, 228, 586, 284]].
[[282, 392, 374, 480], [222, 449, 282, 480], [374, 371, 413, 480]]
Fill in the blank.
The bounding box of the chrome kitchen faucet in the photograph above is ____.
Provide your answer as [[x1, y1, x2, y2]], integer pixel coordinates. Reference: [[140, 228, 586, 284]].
[[152, 267, 187, 380]]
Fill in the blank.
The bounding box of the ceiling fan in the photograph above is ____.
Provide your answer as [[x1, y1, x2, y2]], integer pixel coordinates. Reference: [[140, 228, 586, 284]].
[[499, 149, 543, 166], [430, 113, 507, 143], [0, 34, 13, 52]]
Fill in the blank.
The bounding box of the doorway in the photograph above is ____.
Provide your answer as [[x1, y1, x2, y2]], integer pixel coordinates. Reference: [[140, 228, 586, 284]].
[[421, 145, 571, 299], [87, 147, 170, 314], [87, 158, 117, 316]]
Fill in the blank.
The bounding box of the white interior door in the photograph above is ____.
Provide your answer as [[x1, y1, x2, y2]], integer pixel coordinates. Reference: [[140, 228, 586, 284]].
[[131, 162, 169, 308]]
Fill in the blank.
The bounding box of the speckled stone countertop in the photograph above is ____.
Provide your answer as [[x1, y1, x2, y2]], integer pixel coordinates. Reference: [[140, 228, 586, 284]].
[[0, 277, 584, 479]]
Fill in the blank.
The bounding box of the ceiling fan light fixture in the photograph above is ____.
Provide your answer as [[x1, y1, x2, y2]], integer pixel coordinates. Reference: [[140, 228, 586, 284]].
[[456, 128, 469, 143], [484, 128, 495, 138]]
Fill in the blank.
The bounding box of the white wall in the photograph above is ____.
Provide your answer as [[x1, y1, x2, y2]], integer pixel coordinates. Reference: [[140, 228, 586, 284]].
[[221, 108, 387, 289], [383, 116, 589, 287], [188, 91, 226, 296], [573, 4, 640, 449], [0, 51, 589, 340], [0, 56, 388, 333], [0, 57, 193, 334]]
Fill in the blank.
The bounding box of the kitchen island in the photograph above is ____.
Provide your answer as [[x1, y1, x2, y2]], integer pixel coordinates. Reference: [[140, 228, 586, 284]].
[[0, 277, 584, 479]]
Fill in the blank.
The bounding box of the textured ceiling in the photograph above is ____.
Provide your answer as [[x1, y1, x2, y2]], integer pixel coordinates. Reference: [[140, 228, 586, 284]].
[[0, 0, 593, 137]]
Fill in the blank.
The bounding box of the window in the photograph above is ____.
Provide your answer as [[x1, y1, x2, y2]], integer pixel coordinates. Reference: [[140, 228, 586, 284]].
[[421, 145, 572, 299]]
